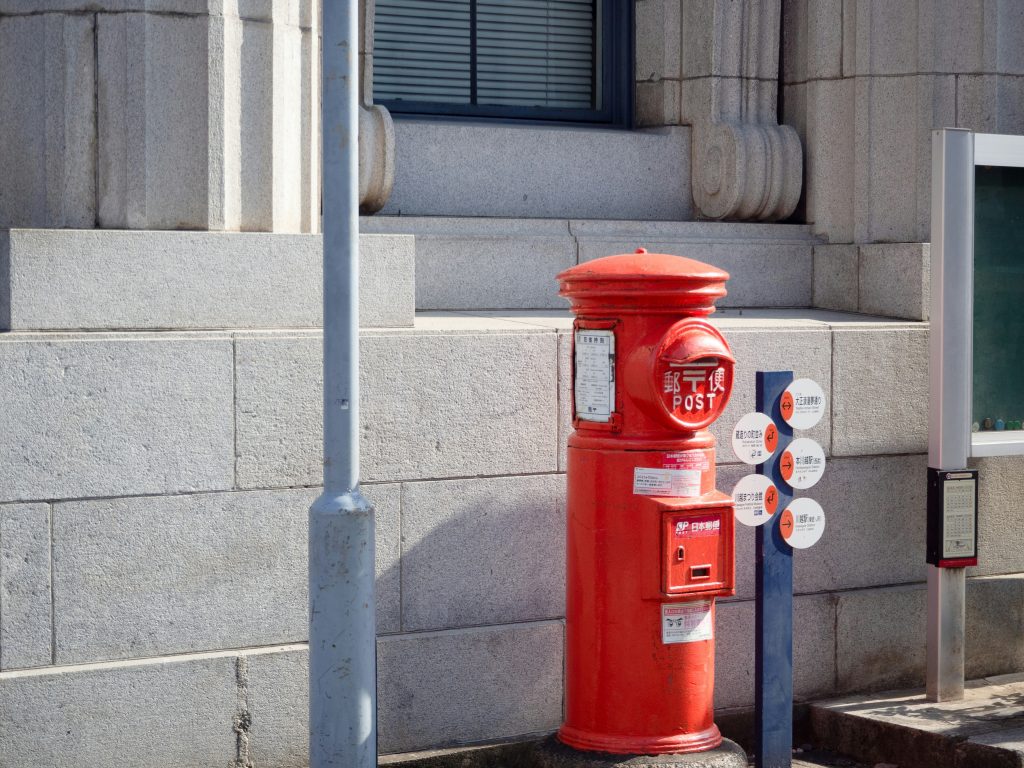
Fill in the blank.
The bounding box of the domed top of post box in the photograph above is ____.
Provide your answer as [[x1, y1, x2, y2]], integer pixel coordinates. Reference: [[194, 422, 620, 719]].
[[557, 249, 729, 315]]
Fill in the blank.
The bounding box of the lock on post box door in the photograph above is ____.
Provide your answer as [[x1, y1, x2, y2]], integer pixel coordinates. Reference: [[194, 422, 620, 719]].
[[660, 495, 735, 597]]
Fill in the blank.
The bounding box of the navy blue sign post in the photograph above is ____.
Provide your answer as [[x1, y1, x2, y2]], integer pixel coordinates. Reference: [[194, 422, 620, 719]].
[[755, 370, 794, 768]]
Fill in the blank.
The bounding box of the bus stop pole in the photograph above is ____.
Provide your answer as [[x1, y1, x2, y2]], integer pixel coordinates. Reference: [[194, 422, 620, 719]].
[[310, 1, 378, 765], [926, 128, 973, 702]]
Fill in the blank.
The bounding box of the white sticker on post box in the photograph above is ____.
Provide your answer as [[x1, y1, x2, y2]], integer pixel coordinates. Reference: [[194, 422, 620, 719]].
[[731, 474, 779, 527], [634, 467, 701, 498], [778, 437, 826, 489], [731, 412, 779, 465], [662, 450, 710, 472], [574, 330, 615, 423], [779, 497, 825, 549], [662, 600, 714, 645], [780, 378, 826, 430]]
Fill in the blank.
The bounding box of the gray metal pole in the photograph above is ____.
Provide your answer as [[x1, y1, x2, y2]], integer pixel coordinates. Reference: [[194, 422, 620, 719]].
[[926, 128, 973, 702], [310, 0, 377, 765]]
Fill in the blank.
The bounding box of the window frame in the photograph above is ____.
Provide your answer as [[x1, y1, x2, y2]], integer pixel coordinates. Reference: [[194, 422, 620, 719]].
[[374, 0, 634, 127]]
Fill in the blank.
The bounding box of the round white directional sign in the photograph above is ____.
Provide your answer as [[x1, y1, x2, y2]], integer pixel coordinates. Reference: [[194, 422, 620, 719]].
[[778, 437, 826, 490], [731, 412, 779, 465], [780, 378, 826, 430], [778, 497, 826, 549], [732, 474, 780, 527]]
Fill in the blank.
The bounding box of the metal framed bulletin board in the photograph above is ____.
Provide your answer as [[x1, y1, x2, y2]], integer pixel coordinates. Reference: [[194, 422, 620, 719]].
[[928, 129, 1024, 701], [931, 130, 1024, 463]]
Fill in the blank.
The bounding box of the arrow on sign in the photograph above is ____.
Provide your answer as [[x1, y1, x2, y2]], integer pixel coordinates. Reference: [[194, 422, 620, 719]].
[[781, 518, 792, 532], [780, 391, 794, 418]]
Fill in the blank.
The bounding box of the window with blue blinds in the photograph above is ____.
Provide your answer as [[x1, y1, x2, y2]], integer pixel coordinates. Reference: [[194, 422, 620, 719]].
[[375, 0, 474, 105], [374, 0, 631, 124]]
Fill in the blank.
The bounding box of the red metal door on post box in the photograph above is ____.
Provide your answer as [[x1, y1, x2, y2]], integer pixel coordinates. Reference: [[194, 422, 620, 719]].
[[662, 497, 735, 596], [556, 249, 736, 757]]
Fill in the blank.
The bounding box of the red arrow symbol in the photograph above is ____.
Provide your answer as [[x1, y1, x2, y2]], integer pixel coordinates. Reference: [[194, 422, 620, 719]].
[[782, 519, 792, 530]]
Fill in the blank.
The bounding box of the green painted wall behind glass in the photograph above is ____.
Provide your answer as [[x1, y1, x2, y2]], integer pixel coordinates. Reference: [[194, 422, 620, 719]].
[[973, 165, 1024, 429]]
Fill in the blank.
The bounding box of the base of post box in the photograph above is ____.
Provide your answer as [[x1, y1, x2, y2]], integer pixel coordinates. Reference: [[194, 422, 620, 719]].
[[532, 735, 748, 768]]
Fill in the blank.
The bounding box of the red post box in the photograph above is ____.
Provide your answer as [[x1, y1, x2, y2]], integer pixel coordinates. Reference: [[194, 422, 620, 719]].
[[556, 249, 736, 756]]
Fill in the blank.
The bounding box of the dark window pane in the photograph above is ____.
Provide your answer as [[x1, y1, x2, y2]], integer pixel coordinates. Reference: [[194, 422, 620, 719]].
[[973, 165, 1024, 430], [373, 0, 597, 111], [375, 0, 473, 104]]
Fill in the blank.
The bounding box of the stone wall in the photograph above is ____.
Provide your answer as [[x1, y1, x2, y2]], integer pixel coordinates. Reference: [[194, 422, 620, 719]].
[[783, 0, 1024, 244], [3, 259, 1024, 762]]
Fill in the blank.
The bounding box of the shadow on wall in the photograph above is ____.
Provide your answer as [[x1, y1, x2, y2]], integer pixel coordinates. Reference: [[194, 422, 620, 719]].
[[368, 474, 567, 755]]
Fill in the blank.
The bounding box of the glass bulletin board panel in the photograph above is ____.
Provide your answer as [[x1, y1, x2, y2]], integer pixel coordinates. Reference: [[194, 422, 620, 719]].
[[973, 165, 1024, 433]]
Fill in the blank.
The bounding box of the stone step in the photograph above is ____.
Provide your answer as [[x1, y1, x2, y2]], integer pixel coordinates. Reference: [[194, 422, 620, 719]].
[[809, 673, 1024, 768], [381, 120, 692, 221], [1, 219, 829, 331], [0, 228, 415, 331], [360, 216, 823, 311]]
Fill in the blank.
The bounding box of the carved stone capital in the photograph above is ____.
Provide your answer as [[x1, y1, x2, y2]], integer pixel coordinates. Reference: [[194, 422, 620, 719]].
[[692, 120, 802, 221], [357, 0, 395, 214], [359, 104, 395, 214]]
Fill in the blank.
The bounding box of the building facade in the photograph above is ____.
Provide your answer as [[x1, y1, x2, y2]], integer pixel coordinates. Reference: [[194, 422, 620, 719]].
[[1, 1, 1023, 764]]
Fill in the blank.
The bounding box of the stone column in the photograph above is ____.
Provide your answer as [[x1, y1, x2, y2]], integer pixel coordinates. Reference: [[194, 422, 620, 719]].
[[95, 3, 318, 232], [0, 1, 395, 232], [783, 0, 1024, 244], [680, 0, 803, 222], [0, 12, 96, 229], [635, 0, 682, 130]]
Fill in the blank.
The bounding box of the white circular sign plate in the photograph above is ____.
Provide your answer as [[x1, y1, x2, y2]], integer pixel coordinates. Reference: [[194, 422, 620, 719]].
[[732, 474, 780, 527], [780, 378, 826, 430], [778, 437, 826, 489], [731, 412, 779, 465], [779, 497, 826, 549]]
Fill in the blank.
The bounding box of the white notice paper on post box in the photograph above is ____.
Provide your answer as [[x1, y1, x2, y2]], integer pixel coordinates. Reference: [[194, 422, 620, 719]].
[[633, 467, 701, 497], [575, 330, 615, 422], [661, 601, 714, 644]]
